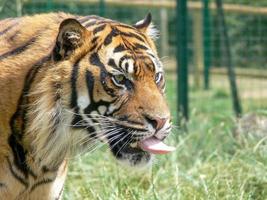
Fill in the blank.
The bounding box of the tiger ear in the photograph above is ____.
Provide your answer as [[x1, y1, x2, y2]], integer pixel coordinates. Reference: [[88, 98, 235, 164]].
[[53, 18, 89, 61], [133, 13, 159, 40]]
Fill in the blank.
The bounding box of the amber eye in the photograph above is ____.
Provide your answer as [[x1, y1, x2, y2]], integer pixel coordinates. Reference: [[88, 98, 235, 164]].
[[155, 72, 163, 84], [112, 74, 127, 87]]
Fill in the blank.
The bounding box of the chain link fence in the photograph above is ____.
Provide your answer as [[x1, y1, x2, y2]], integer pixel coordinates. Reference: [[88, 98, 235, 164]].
[[1, 0, 266, 118]]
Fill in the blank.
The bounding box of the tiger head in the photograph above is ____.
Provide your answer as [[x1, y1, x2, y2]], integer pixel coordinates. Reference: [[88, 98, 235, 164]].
[[46, 14, 172, 168]]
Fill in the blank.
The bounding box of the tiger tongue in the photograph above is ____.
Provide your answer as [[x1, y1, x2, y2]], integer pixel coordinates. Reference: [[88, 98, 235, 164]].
[[138, 137, 175, 154]]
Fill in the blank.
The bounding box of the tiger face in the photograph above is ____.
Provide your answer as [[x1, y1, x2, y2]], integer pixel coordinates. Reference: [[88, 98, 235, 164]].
[[52, 14, 172, 167]]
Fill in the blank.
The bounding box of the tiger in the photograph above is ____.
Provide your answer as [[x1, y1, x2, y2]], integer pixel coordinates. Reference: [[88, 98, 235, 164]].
[[0, 12, 174, 199]]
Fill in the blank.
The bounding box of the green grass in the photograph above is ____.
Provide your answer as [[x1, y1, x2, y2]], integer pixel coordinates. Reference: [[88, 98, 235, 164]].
[[63, 75, 267, 200]]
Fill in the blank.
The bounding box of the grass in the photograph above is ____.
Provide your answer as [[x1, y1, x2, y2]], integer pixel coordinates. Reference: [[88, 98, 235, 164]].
[[63, 74, 267, 200]]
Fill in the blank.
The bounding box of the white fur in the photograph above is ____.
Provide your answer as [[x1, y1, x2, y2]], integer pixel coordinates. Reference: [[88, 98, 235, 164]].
[[98, 105, 107, 115], [147, 49, 163, 72], [154, 120, 171, 140], [77, 95, 90, 110], [135, 19, 159, 40], [50, 162, 67, 199], [26, 80, 88, 170], [146, 23, 159, 40], [135, 19, 145, 27], [26, 92, 72, 169]]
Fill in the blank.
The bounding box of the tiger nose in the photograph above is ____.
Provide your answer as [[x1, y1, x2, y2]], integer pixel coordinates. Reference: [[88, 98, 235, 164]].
[[145, 116, 168, 131]]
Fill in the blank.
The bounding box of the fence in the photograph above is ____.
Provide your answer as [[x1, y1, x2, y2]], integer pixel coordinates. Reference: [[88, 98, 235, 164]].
[[1, 0, 266, 120]]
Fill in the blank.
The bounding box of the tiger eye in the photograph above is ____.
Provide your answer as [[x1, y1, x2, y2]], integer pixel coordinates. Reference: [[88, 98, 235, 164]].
[[114, 74, 125, 82], [112, 74, 127, 86]]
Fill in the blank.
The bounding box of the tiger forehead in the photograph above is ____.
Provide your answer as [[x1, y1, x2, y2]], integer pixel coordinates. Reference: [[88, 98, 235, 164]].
[[84, 19, 161, 74], [86, 19, 151, 52], [106, 53, 157, 77]]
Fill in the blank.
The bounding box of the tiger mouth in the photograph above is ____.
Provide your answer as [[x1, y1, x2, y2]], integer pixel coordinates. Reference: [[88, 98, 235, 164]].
[[107, 126, 175, 158], [107, 128, 147, 156]]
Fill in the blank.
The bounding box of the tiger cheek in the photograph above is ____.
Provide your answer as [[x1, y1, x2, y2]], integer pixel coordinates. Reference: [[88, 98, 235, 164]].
[[93, 81, 114, 103]]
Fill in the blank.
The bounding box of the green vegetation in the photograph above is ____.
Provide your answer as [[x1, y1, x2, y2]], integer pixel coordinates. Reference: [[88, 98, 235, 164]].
[[63, 75, 267, 200]]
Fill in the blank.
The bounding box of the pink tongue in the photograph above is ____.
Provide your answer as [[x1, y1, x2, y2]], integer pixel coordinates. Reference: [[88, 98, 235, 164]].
[[138, 137, 175, 154]]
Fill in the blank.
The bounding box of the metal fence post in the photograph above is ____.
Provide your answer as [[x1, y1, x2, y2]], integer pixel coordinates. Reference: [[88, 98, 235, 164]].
[[215, 0, 242, 117], [203, 0, 211, 90], [99, 0, 105, 17], [176, 0, 189, 121]]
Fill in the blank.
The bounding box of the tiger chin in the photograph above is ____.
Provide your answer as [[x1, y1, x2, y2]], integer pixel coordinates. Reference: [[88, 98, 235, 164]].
[[0, 12, 174, 199]]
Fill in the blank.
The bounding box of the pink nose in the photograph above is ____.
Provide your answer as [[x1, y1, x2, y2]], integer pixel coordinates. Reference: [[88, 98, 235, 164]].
[[145, 116, 168, 131]]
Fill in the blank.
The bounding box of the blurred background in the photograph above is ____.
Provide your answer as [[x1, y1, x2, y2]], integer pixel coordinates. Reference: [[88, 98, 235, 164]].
[[1, 0, 267, 199]]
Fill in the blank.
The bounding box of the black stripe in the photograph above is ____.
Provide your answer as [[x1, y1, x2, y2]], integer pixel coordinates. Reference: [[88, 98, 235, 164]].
[[53, 82, 62, 101], [79, 15, 105, 23], [113, 44, 126, 53], [84, 70, 116, 114], [125, 63, 129, 72], [85, 71, 95, 112], [89, 43, 98, 52], [117, 24, 136, 31], [108, 58, 123, 73], [148, 52, 156, 58], [9, 56, 50, 177], [30, 178, 55, 192], [0, 183, 6, 187], [70, 60, 84, 129], [83, 70, 97, 137], [95, 20, 111, 25], [90, 52, 105, 69], [134, 43, 148, 50], [6, 157, 28, 187], [49, 104, 61, 135], [71, 112, 85, 128], [0, 21, 18, 36], [108, 129, 132, 159], [85, 70, 95, 102], [104, 28, 119, 46], [119, 55, 131, 68], [90, 53, 115, 96], [8, 30, 20, 42], [0, 37, 36, 60], [10, 56, 50, 137], [42, 165, 58, 173], [78, 16, 92, 24], [0, 25, 14, 36], [70, 61, 80, 108], [84, 21, 96, 27], [83, 70, 117, 136], [92, 36, 99, 44], [120, 32, 145, 43], [8, 134, 28, 177], [93, 24, 106, 35]]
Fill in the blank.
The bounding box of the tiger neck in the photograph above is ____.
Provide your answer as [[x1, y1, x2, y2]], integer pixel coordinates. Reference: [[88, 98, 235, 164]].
[[24, 72, 73, 172], [9, 58, 72, 174]]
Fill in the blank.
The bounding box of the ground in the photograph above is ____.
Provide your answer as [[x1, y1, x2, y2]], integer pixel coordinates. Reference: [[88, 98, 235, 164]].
[[63, 73, 267, 200]]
